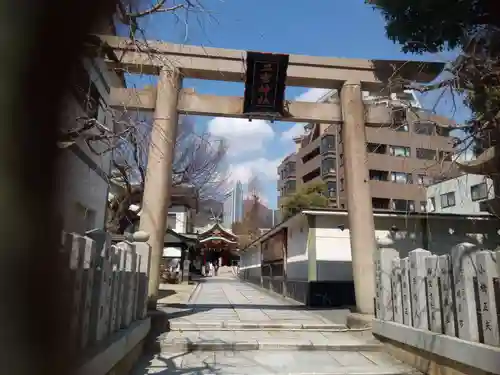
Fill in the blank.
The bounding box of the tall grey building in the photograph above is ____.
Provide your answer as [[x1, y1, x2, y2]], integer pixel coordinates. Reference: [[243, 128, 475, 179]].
[[223, 180, 244, 228]]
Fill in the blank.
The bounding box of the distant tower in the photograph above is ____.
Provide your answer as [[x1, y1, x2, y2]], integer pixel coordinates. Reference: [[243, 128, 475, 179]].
[[222, 180, 244, 228]]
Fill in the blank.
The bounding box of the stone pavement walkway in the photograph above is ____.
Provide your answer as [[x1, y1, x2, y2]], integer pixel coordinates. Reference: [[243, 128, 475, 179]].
[[162, 278, 340, 328], [157, 282, 198, 306], [134, 277, 418, 374], [134, 350, 418, 375]]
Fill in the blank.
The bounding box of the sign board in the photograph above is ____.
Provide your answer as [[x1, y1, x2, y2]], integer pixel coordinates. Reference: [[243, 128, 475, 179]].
[[243, 51, 289, 116]]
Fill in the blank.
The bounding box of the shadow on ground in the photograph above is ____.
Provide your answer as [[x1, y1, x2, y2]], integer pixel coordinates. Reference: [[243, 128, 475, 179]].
[[158, 289, 177, 299]]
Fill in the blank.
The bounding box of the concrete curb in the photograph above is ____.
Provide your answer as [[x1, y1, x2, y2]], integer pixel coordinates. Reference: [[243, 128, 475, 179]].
[[240, 278, 304, 307], [160, 340, 384, 352], [186, 280, 201, 305], [169, 321, 347, 330], [76, 318, 151, 375]]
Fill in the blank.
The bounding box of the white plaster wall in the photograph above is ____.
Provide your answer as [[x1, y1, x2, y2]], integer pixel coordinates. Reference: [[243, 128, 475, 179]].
[[315, 215, 353, 281], [313, 214, 500, 282], [426, 174, 494, 214], [168, 205, 188, 233], [240, 246, 261, 270], [240, 246, 261, 279], [286, 216, 309, 280]]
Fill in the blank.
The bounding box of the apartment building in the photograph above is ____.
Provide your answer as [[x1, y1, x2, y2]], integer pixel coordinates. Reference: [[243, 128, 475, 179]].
[[426, 174, 494, 215], [277, 90, 456, 213]]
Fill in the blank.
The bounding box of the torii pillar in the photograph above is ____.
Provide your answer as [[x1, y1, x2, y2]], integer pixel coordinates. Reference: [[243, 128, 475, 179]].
[[139, 67, 182, 305], [340, 80, 377, 315]]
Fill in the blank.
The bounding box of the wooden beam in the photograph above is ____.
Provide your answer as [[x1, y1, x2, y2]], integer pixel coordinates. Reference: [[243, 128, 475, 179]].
[[100, 35, 444, 90], [110, 88, 342, 123]]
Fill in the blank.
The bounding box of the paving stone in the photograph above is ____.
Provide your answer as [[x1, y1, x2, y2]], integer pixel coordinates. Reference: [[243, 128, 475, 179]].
[[329, 351, 377, 366], [146, 279, 417, 374], [133, 351, 420, 375], [361, 351, 407, 366], [198, 331, 236, 341]]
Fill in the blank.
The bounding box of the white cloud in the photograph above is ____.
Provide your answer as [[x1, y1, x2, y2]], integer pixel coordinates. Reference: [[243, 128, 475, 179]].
[[207, 117, 275, 156], [281, 123, 306, 141], [227, 157, 282, 184], [295, 88, 333, 102]]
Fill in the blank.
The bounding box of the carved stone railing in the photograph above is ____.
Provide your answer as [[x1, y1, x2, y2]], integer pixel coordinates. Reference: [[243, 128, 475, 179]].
[[60, 230, 151, 357], [373, 245, 500, 375]]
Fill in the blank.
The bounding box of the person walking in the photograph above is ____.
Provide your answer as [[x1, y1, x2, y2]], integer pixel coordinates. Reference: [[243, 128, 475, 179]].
[[208, 261, 214, 277], [214, 260, 219, 276]]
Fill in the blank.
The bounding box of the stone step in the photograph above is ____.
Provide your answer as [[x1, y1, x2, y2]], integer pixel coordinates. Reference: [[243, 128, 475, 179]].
[[169, 320, 347, 331], [159, 330, 383, 352], [133, 351, 420, 375]]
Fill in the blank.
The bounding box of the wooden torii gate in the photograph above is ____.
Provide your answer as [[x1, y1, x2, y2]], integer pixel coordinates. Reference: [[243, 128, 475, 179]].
[[103, 34, 443, 315]]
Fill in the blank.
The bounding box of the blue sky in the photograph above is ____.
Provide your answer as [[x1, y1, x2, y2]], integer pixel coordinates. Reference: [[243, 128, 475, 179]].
[[130, 0, 472, 209]]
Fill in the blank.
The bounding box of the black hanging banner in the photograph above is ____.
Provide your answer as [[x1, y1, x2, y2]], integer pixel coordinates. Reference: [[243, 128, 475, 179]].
[[243, 51, 289, 116]]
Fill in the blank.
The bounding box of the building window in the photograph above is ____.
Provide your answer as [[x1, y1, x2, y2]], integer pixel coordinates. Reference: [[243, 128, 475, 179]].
[[420, 201, 427, 212], [440, 192, 456, 208], [471, 182, 488, 201], [302, 147, 320, 163], [414, 121, 435, 135], [320, 135, 336, 153], [372, 198, 390, 209], [340, 178, 344, 191], [369, 170, 388, 181], [284, 161, 296, 177], [438, 151, 453, 162], [436, 126, 451, 137], [392, 199, 415, 211], [391, 107, 408, 131], [416, 148, 437, 160], [391, 172, 412, 184], [71, 62, 102, 119], [167, 213, 177, 230], [285, 180, 296, 194], [326, 181, 337, 197], [321, 157, 336, 176], [417, 174, 434, 186], [428, 197, 436, 212], [389, 145, 410, 157], [367, 143, 387, 154]]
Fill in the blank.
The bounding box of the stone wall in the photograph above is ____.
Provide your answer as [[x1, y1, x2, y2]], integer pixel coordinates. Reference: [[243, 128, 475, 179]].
[[61, 231, 152, 375], [373, 244, 500, 375]]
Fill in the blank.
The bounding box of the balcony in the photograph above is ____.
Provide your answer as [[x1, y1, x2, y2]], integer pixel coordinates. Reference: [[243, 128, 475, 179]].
[[320, 134, 336, 154], [369, 180, 425, 200], [280, 161, 296, 180], [284, 180, 296, 195], [325, 180, 337, 198], [321, 157, 336, 177]]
